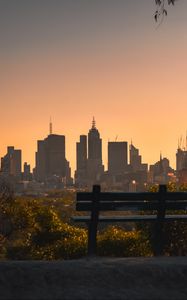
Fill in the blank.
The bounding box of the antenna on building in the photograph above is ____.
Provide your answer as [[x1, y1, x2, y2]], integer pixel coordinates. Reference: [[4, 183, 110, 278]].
[[160, 151, 162, 161], [186, 130, 187, 151], [49, 117, 53, 135], [180, 135, 182, 149], [182, 136, 185, 151], [115, 135, 118, 142], [92, 116, 96, 129]]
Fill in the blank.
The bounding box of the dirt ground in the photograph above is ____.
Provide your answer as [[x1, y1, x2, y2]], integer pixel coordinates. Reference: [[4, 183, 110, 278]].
[[1, 257, 187, 300]]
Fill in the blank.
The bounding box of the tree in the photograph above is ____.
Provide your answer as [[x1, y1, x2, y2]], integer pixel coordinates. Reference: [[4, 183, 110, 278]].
[[0, 178, 15, 240], [136, 183, 187, 256], [155, 0, 177, 22]]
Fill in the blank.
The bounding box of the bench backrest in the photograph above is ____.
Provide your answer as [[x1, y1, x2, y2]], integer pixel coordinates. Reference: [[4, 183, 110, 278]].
[[76, 185, 187, 256], [76, 185, 187, 213]]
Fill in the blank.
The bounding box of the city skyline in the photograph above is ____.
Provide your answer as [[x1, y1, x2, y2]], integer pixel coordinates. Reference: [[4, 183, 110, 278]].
[[2, 117, 187, 192], [1, 1, 187, 174], [1, 118, 187, 174]]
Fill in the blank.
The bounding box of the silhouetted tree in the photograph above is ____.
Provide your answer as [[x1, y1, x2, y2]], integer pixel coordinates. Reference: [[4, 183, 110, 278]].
[[0, 178, 14, 244], [155, 0, 177, 22]]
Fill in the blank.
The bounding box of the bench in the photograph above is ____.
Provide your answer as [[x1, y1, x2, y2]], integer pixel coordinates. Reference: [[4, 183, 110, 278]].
[[72, 185, 187, 256]]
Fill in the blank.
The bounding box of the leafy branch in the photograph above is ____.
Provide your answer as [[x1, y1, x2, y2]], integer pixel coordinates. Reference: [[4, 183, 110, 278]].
[[155, 0, 176, 22]]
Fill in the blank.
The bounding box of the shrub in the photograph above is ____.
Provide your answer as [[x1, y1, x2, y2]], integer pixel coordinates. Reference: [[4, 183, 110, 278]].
[[5, 222, 87, 260], [97, 226, 152, 257], [136, 183, 187, 256]]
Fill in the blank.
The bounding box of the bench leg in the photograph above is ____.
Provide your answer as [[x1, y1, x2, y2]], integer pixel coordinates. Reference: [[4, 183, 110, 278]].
[[87, 221, 98, 256], [153, 222, 164, 256], [87, 185, 100, 256]]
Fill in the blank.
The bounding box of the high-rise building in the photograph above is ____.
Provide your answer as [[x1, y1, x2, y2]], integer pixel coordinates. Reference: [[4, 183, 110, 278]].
[[76, 135, 87, 171], [86, 118, 104, 185], [130, 143, 141, 171], [149, 155, 174, 184], [75, 118, 104, 187], [176, 135, 187, 184], [75, 135, 87, 186], [23, 162, 32, 181], [176, 148, 187, 171], [129, 143, 147, 172], [35, 127, 72, 185], [1, 146, 22, 180], [88, 118, 102, 162], [11, 149, 22, 179], [35, 140, 46, 181], [108, 141, 128, 175]]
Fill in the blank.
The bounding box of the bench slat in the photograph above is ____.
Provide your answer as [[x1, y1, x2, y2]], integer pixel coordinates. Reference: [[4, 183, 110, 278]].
[[76, 201, 187, 211], [77, 192, 187, 202], [72, 214, 187, 223]]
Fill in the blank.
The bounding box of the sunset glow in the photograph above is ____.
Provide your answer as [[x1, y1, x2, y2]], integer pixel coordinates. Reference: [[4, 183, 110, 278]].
[[1, 0, 187, 174]]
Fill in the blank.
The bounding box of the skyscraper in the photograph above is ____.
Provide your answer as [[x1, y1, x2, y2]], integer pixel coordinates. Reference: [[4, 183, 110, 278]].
[[108, 141, 128, 175], [176, 135, 187, 184], [88, 117, 102, 162], [129, 143, 147, 172], [23, 162, 32, 181], [176, 148, 187, 171], [149, 155, 174, 184], [1, 146, 22, 180], [75, 135, 87, 186], [35, 125, 72, 185], [130, 143, 141, 171], [76, 118, 104, 187], [76, 135, 87, 171]]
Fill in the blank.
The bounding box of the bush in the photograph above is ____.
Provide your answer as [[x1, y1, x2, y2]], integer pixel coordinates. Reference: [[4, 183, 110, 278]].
[[54, 235, 87, 259], [5, 222, 87, 260], [97, 226, 152, 257], [136, 183, 187, 256]]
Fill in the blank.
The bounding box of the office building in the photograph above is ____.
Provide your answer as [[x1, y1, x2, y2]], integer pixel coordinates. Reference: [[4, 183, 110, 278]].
[[35, 130, 72, 185], [23, 162, 32, 181], [75, 118, 104, 187], [1, 146, 22, 180], [75, 135, 87, 186], [176, 148, 187, 172], [87, 118, 104, 185], [149, 155, 174, 184], [108, 141, 128, 175], [130, 143, 147, 172]]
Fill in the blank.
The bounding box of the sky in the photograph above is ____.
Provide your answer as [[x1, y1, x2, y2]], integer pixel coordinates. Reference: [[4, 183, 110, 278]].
[[1, 0, 187, 175]]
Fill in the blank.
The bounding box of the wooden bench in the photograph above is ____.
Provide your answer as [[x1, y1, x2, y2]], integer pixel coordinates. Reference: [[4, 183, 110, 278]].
[[72, 185, 187, 256]]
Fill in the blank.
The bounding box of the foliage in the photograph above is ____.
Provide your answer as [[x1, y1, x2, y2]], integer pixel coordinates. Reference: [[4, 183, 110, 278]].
[[155, 0, 176, 22], [53, 225, 87, 260], [137, 183, 187, 256], [0, 182, 87, 260], [2, 181, 187, 260], [149, 182, 187, 193], [0, 178, 15, 239], [4, 202, 87, 260], [33, 191, 76, 224], [97, 226, 152, 257]]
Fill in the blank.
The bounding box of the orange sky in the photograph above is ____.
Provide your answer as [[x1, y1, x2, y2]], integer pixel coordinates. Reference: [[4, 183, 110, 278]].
[[1, 1, 187, 175]]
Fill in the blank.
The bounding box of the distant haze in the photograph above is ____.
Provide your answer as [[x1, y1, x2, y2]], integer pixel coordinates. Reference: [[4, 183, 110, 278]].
[[1, 0, 187, 173]]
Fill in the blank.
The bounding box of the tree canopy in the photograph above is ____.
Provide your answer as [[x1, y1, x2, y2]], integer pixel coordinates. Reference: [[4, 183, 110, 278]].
[[155, 0, 177, 22]]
